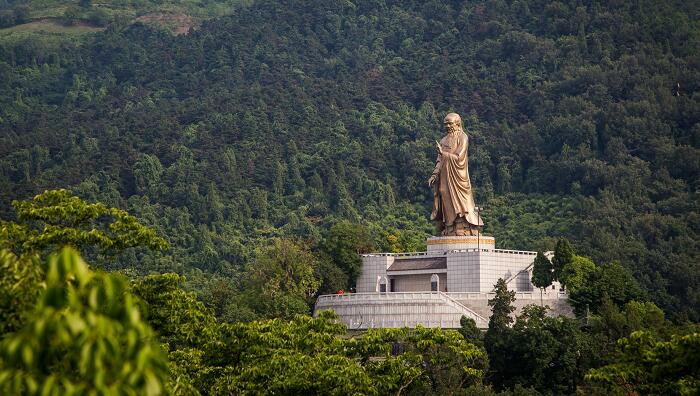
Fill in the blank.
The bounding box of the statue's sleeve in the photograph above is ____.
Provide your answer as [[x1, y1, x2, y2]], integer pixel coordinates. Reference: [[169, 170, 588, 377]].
[[457, 134, 468, 162], [431, 155, 441, 177]]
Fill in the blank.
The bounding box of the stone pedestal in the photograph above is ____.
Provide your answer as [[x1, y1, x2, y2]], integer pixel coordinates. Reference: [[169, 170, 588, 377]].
[[319, 234, 573, 330], [427, 235, 495, 253]]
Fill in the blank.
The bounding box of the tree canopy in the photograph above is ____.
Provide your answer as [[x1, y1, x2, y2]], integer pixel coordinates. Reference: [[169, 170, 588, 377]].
[[0, 248, 169, 395], [1, 0, 699, 393], [0, 0, 697, 320], [0, 189, 168, 256]]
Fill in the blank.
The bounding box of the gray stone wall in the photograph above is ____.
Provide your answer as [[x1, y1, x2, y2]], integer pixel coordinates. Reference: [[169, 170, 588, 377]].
[[314, 291, 573, 330], [346, 237, 574, 329], [356, 255, 393, 292], [449, 292, 573, 319], [315, 292, 489, 329], [446, 251, 480, 292], [391, 273, 447, 292]]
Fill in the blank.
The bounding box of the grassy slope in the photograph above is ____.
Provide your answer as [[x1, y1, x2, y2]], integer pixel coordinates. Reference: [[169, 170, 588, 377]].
[[0, 0, 249, 39], [0, 19, 103, 34], [4, 0, 248, 19]]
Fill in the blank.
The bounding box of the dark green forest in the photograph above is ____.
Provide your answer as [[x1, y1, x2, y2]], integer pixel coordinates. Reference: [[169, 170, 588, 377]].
[[2, 0, 698, 319], [1, 201, 698, 394], [1, 0, 699, 394]]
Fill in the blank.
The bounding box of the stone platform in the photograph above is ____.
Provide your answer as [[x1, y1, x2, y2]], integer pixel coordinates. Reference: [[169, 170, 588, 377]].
[[427, 235, 495, 252], [315, 291, 489, 329], [315, 291, 571, 329], [313, 236, 573, 329]]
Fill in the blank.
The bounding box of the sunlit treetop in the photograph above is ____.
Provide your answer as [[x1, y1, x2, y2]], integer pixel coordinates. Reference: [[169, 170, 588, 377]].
[[0, 189, 168, 256]]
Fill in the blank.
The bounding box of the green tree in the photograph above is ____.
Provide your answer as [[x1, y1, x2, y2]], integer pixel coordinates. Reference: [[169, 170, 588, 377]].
[[586, 298, 669, 368], [0, 189, 168, 256], [322, 220, 374, 287], [208, 312, 486, 396], [315, 257, 349, 295], [389, 326, 487, 394], [621, 301, 666, 336], [487, 278, 516, 334], [63, 6, 81, 26], [132, 273, 220, 351], [0, 10, 15, 28], [459, 315, 484, 348], [552, 237, 575, 281], [209, 311, 383, 395], [531, 251, 554, 301], [87, 8, 110, 27], [0, 250, 42, 336], [0, 190, 169, 335], [285, 142, 305, 193], [0, 248, 169, 395], [132, 273, 223, 395], [12, 5, 30, 24], [485, 278, 516, 390], [243, 238, 321, 319], [133, 154, 164, 198], [496, 305, 583, 394], [586, 331, 700, 395], [559, 255, 596, 293], [569, 261, 646, 316]]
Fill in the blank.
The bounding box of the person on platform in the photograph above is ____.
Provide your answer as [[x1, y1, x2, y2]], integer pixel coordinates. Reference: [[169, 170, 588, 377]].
[[428, 113, 483, 236]]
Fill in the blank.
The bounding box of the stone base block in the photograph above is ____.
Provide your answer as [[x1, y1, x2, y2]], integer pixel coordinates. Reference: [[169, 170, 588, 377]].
[[427, 235, 495, 252]]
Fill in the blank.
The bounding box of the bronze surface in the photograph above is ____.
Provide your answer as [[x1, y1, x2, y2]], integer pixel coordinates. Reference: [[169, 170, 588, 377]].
[[426, 238, 494, 245], [429, 113, 484, 236]]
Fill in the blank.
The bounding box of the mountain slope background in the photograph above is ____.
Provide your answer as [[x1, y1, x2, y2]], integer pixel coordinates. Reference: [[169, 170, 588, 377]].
[[1, 0, 698, 319], [0, 0, 249, 31]]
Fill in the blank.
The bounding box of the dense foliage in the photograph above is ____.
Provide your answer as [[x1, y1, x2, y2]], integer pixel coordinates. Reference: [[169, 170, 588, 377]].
[[0, 247, 492, 395], [1, 0, 697, 320], [0, 250, 41, 335], [0, 192, 697, 394], [0, 248, 169, 395], [586, 329, 700, 395], [1, 0, 699, 393], [481, 275, 699, 395], [0, 189, 168, 256]]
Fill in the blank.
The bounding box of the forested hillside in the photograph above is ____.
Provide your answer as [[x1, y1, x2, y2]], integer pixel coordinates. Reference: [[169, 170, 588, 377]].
[[0, 0, 249, 33], [1, 0, 698, 322]]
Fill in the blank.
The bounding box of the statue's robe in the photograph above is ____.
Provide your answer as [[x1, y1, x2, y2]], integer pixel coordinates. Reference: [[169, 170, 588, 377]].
[[430, 130, 483, 229]]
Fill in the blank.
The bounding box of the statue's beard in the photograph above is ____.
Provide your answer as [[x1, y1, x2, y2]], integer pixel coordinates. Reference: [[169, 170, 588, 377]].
[[446, 126, 460, 134]]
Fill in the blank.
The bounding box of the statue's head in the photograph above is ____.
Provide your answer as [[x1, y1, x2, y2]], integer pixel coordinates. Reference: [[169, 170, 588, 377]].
[[443, 113, 462, 134]]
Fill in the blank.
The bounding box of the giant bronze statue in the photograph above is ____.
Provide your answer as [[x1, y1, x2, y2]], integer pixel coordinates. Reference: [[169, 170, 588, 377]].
[[428, 113, 483, 236]]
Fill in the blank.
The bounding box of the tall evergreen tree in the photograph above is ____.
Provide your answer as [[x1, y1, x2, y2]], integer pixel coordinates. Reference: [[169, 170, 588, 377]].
[[487, 278, 516, 334], [552, 238, 575, 281], [485, 278, 517, 390], [531, 251, 554, 302]]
